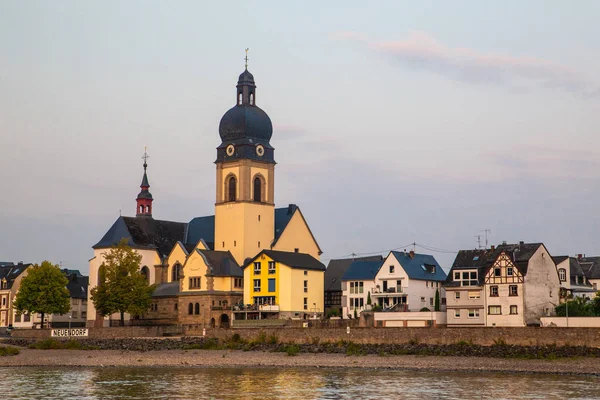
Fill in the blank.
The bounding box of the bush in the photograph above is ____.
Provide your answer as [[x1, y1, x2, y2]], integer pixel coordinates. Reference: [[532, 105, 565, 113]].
[[346, 342, 365, 356], [326, 309, 340, 318], [29, 338, 62, 350], [0, 346, 20, 356], [231, 333, 242, 342], [420, 307, 430, 312], [285, 344, 300, 356], [267, 334, 279, 345]]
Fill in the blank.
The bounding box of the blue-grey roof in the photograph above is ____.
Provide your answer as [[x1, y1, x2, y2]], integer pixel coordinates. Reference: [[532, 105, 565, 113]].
[[66, 274, 88, 299], [274, 204, 297, 242], [390, 251, 446, 281], [326, 256, 384, 292], [198, 249, 243, 277], [152, 282, 180, 297], [186, 216, 215, 245], [341, 260, 384, 281]]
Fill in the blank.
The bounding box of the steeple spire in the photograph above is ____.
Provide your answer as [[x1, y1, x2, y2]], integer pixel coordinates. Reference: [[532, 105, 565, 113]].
[[136, 147, 153, 217]]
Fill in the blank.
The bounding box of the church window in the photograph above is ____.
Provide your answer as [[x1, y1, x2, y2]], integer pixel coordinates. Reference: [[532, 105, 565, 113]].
[[188, 303, 193, 315], [194, 303, 200, 315], [189, 277, 201, 289], [250, 93, 254, 105], [228, 176, 237, 201], [234, 241, 236, 247], [258, 241, 260, 248], [253, 176, 262, 202], [238, 93, 242, 105], [172, 263, 182, 282], [258, 215, 261, 221], [140, 266, 150, 283]]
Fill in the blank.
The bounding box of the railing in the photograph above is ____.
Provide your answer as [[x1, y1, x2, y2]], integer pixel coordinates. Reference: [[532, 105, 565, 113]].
[[372, 288, 408, 296], [232, 304, 280, 312]]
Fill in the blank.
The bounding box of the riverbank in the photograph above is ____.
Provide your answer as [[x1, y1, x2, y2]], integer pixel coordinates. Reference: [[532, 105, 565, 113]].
[[2, 345, 600, 376]]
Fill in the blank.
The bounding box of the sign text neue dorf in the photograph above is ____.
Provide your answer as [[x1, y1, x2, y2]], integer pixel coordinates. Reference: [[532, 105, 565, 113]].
[[51, 328, 88, 337]]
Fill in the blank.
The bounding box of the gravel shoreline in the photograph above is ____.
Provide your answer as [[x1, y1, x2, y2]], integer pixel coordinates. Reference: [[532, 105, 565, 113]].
[[2, 347, 600, 376]]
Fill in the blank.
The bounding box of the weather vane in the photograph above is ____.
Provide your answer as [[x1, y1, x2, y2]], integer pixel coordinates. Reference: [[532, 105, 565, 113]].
[[142, 146, 149, 168], [245, 48, 249, 69]]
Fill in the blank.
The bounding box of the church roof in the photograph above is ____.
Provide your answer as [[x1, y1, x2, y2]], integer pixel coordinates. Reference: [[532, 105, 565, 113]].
[[93, 216, 187, 258], [197, 249, 243, 277], [185, 216, 215, 245]]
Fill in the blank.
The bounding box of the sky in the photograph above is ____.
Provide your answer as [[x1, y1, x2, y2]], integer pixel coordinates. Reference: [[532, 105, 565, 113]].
[[1, 1, 600, 273]]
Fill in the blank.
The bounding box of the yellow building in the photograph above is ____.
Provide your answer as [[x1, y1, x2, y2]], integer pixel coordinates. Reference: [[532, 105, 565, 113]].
[[234, 250, 325, 321], [87, 64, 322, 327]]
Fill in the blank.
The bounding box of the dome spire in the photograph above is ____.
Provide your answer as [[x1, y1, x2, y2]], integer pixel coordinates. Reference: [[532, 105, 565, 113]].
[[136, 147, 153, 217], [244, 47, 249, 70]]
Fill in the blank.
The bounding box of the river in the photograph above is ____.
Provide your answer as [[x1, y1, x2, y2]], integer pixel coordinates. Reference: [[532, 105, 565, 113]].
[[3, 367, 599, 399]]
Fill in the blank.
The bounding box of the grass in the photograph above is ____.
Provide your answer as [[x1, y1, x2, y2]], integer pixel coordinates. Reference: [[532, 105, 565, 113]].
[[0, 346, 20, 356]]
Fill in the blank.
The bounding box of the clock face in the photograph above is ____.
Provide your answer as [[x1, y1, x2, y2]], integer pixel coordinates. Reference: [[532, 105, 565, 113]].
[[256, 144, 265, 157], [226, 144, 235, 156]]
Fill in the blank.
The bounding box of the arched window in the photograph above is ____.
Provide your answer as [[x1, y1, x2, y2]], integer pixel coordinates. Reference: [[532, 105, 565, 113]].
[[139, 205, 144, 214], [146, 205, 151, 213], [253, 176, 262, 202], [249, 93, 254, 105], [194, 302, 200, 315], [558, 268, 566, 282], [238, 93, 242, 105], [228, 176, 237, 202], [188, 303, 193, 315], [140, 266, 150, 283], [172, 263, 182, 282]]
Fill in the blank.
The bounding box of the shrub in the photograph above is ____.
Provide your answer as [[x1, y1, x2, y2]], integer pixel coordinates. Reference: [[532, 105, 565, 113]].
[[267, 334, 279, 345], [493, 338, 507, 346], [420, 307, 430, 312], [408, 337, 419, 345], [346, 342, 365, 356], [29, 338, 62, 350], [0, 346, 20, 356], [285, 344, 300, 356], [255, 331, 267, 344], [455, 340, 473, 346], [327, 309, 340, 318], [231, 333, 242, 342]]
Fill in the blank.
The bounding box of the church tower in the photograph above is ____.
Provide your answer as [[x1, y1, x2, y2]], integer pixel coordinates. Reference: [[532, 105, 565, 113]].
[[136, 149, 153, 217], [214, 64, 275, 265]]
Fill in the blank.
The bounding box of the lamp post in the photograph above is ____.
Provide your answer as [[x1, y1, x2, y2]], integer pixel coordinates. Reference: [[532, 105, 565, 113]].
[[68, 315, 72, 338]]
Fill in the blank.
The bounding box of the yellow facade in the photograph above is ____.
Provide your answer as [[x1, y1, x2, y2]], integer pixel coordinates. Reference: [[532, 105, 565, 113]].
[[272, 210, 321, 260], [243, 253, 324, 315]]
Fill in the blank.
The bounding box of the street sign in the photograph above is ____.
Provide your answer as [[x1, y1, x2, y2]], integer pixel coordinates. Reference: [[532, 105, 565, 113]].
[[51, 328, 88, 337]]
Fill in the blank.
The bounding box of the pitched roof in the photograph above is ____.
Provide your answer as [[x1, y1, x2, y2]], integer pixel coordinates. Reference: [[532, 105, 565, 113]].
[[389, 251, 446, 281], [341, 260, 384, 281], [185, 216, 215, 246], [152, 282, 180, 297], [197, 250, 243, 277], [65, 274, 88, 299], [274, 204, 297, 242], [93, 216, 187, 258], [244, 250, 325, 271], [552, 256, 569, 266], [578, 256, 600, 280], [325, 256, 383, 292], [0, 263, 32, 289], [444, 249, 490, 286]]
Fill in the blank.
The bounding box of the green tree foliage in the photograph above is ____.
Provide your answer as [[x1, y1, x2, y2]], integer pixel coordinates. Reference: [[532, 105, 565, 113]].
[[555, 296, 598, 317], [90, 239, 155, 326], [593, 292, 600, 316], [366, 291, 371, 306], [434, 288, 440, 312], [13, 261, 70, 328]]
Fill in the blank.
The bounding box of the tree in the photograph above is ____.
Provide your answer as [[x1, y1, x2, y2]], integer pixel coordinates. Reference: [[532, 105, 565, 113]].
[[434, 288, 440, 312], [366, 291, 371, 306], [90, 239, 155, 326], [13, 261, 70, 328], [555, 296, 594, 317]]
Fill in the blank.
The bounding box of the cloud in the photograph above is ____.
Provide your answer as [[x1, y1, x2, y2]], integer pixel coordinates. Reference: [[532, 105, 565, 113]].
[[332, 31, 600, 98]]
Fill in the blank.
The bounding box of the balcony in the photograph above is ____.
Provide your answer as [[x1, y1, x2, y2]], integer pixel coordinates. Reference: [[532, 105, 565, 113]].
[[232, 304, 280, 312], [372, 287, 408, 297]]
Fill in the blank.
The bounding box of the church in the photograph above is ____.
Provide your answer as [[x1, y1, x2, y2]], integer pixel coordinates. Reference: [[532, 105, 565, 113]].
[[87, 65, 324, 328]]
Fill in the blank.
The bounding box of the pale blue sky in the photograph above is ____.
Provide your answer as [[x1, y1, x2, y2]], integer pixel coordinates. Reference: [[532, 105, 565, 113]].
[[1, 1, 600, 272]]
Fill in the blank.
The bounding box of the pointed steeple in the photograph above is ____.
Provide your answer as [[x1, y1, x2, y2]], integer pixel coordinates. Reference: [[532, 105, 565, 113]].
[[136, 148, 153, 217]]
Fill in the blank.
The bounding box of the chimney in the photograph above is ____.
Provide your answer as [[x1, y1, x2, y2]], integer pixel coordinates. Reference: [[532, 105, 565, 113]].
[[519, 241, 524, 246], [502, 241, 507, 245], [578, 254, 583, 260], [490, 245, 495, 252], [409, 250, 415, 259], [18, 261, 23, 266]]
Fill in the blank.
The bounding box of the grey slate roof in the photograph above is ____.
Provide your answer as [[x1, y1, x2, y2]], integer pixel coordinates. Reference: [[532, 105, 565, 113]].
[[197, 250, 243, 277], [152, 282, 180, 297], [65, 273, 88, 299], [325, 256, 383, 292], [341, 260, 384, 281], [274, 205, 297, 243], [390, 251, 446, 282], [244, 250, 325, 271], [0, 263, 32, 289], [186, 216, 215, 246], [578, 256, 600, 280]]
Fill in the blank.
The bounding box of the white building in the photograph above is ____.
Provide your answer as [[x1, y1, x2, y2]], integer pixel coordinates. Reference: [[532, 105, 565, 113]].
[[553, 256, 595, 299], [341, 259, 383, 319]]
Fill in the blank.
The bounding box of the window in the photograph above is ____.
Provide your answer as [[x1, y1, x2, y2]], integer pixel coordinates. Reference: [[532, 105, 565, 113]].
[[510, 305, 518, 315], [468, 291, 480, 299], [350, 298, 364, 310], [1, 297, 5, 307], [304, 280, 308, 293], [455, 292, 461, 299], [509, 285, 518, 296], [468, 309, 480, 318], [507, 267, 514, 277], [189, 277, 201, 289], [488, 306, 502, 315], [490, 286, 499, 297], [228, 176, 237, 201], [253, 176, 262, 202], [441, 297, 446, 305], [140, 266, 150, 283], [454, 272, 460, 280], [71, 311, 78, 318], [558, 268, 566, 282], [420, 297, 425, 302], [174, 303, 177, 311], [72, 298, 79, 305], [454, 309, 460, 318], [268, 278, 276, 292], [234, 278, 243, 288], [268, 261, 276, 274], [188, 303, 193, 315], [14, 313, 21, 322], [426, 281, 429, 288], [24, 313, 30, 322], [389, 265, 395, 274], [304, 270, 308, 276], [304, 298, 308, 310], [494, 268, 501, 277], [253, 279, 261, 292], [429, 297, 434, 306], [172, 263, 182, 281], [254, 262, 261, 274], [455, 270, 478, 286], [194, 303, 200, 315], [349, 282, 364, 294]]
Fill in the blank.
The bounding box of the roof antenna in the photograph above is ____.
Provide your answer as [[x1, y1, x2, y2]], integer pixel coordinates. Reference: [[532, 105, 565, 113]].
[[482, 229, 491, 250], [244, 48, 249, 69], [475, 234, 482, 250]]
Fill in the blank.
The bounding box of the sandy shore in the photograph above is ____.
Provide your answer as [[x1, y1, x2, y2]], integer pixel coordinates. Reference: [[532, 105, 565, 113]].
[[2, 346, 600, 375]]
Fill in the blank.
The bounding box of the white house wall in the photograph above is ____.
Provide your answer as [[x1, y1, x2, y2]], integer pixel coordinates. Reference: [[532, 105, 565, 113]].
[[522, 245, 560, 325]]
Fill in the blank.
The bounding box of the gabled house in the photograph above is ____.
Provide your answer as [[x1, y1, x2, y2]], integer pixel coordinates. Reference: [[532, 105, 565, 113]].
[[373, 251, 446, 312], [341, 259, 384, 319], [324, 255, 383, 316], [553, 256, 595, 299], [0, 262, 31, 328], [445, 242, 560, 327], [577, 256, 600, 292]]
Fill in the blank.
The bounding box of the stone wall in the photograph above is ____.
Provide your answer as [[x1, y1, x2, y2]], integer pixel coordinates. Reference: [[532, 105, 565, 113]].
[[10, 325, 600, 348]]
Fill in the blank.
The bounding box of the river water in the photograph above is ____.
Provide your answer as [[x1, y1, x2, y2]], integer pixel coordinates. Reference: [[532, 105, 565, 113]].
[[2, 367, 599, 399]]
